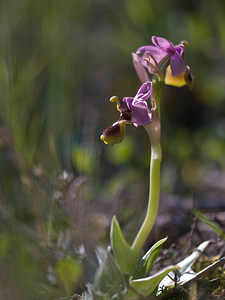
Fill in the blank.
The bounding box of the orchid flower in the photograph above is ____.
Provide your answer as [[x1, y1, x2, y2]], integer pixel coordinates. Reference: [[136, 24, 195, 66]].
[[98, 35, 196, 298], [100, 81, 152, 145], [133, 36, 193, 88]]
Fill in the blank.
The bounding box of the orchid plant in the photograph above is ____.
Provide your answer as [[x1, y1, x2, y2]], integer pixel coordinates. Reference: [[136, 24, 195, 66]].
[[87, 36, 210, 299]]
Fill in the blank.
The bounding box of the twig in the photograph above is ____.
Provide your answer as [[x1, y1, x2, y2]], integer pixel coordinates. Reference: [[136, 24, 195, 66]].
[[158, 257, 225, 300]]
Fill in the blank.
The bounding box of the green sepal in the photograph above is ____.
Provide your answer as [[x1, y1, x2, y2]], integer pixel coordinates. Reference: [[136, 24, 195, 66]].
[[126, 265, 179, 298], [131, 237, 168, 280], [110, 216, 137, 275]]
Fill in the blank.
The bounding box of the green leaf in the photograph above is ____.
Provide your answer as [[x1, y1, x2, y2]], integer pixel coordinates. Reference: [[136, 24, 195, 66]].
[[56, 255, 82, 295], [93, 247, 126, 298], [157, 240, 210, 295], [110, 216, 137, 275], [126, 265, 179, 298], [193, 209, 225, 240], [177, 240, 210, 275], [131, 237, 167, 280]]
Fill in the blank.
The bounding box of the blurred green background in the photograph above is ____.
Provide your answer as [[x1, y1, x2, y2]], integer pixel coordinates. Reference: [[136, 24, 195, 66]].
[[0, 0, 225, 298]]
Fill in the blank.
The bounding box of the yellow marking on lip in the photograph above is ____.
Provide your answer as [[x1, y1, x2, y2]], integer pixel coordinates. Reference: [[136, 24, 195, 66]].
[[165, 66, 186, 87]]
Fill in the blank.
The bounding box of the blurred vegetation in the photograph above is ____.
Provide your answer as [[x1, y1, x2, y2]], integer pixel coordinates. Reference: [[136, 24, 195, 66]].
[[0, 0, 224, 298]]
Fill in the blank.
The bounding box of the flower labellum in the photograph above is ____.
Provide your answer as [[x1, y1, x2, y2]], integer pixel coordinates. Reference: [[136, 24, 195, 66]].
[[100, 121, 126, 145], [165, 65, 194, 89]]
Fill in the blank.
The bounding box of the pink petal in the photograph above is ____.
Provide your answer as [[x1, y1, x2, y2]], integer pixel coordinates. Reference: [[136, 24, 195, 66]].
[[170, 52, 186, 76], [132, 53, 150, 83], [136, 45, 168, 63], [135, 81, 152, 101], [152, 36, 174, 51], [131, 101, 152, 126]]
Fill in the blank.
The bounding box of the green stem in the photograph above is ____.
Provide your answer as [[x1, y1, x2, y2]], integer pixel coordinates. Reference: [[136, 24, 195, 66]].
[[152, 77, 163, 117], [131, 76, 163, 256], [131, 144, 162, 256]]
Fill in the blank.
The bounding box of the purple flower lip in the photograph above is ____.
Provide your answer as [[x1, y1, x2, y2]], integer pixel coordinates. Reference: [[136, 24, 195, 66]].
[[136, 36, 188, 77], [101, 82, 153, 145], [111, 81, 153, 127]]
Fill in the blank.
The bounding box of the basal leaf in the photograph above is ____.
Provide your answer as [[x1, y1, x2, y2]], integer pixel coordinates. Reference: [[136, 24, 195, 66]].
[[157, 240, 210, 294], [131, 237, 167, 280], [110, 216, 137, 275], [94, 247, 126, 297], [126, 265, 179, 298], [177, 240, 210, 274]]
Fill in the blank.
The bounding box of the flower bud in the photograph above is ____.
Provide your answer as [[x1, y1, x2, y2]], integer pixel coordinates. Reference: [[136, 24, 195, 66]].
[[100, 121, 126, 145]]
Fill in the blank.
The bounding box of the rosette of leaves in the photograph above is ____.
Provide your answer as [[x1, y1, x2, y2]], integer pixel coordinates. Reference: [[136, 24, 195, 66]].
[[85, 234, 212, 299], [86, 236, 178, 299]]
